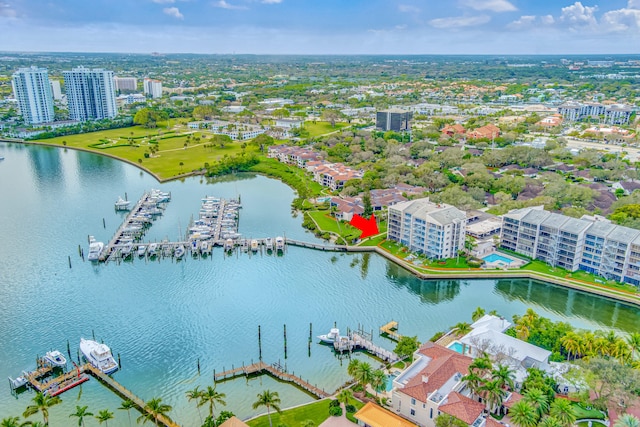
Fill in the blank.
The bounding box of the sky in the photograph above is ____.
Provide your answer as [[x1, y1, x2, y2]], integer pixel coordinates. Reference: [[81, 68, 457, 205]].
[[0, 0, 639, 54]]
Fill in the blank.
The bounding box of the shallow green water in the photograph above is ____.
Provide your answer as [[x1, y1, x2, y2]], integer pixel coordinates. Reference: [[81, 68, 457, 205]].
[[0, 142, 638, 425]]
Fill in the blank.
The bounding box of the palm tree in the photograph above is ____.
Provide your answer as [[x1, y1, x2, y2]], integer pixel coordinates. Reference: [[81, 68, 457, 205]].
[[23, 392, 62, 425], [539, 416, 563, 427], [95, 409, 114, 426], [479, 379, 505, 414], [336, 388, 353, 406], [462, 371, 483, 400], [20, 422, 45, 427], [186, 385, 204, 424], [252, 390, 281, 427], [523, 387, 549, 419], [612, 338, 631, 363], [137, 397, 172, 426], [348, 359, 373, 389], [560, 332, 581, 360], [549, 398, 577, 427], [509, 401, 538, 427], [491, 364, 515, 391], [118, 399, 135, 427], [454, 322, 472, 336], [471, 307, 486, 322], [1, 417, 21, 427], [469, 356, 492, 377], [614, 414, 640, 427], [69, 405, 93, 427], [198, 385, 227, 421], [627, 332, 640, 360], [370, 370, 387, 401]]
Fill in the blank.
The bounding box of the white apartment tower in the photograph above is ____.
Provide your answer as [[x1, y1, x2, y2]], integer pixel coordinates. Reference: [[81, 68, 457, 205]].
[[63, 67, 117, 121], [12, 67, 55, 125], [143, 78, 163, 99], [49, 79, 63, 100], [113, 77, 137, 91]]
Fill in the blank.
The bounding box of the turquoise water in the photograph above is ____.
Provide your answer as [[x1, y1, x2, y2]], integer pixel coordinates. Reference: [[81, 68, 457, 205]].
[[0, 142, 639, 426], [483, 253, 514, 264], [385, 374, 397, 392], [447, 341, 465, 354]]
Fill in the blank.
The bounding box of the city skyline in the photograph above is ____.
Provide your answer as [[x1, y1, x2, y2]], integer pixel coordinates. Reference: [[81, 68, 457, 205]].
[[0, 0, 639, 54]]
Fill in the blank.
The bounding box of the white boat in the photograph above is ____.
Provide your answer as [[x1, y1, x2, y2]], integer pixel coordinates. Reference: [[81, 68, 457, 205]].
[[318, 328, 343, 344], [114, 197, 131, 211], [148, 243, 158, 256], [43, 350, 67, 368], [275, 236, 285, 252], [200, 240, 210, 254], [120, 242, 133, 258], [251, 239, 259, 252], [224, 238, 234, 251], [137, 245, 147, 257], [174, 245, 186, 259], [87, 236, 104, 261], [265, 237, 273, 251], [9, 375, 28, 390], [79, 338, 118, 374]]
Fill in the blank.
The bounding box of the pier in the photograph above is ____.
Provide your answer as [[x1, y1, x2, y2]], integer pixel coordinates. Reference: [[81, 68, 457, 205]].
[[214, 361, 330, 399], [379, 320, 403, 341]]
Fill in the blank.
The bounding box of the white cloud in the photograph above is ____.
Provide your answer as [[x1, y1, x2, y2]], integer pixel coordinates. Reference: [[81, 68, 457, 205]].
[[460, 0, 516, 13], [213, 0, 248, 9], [152, 0, 175, 4], [560, 2, 598, 27], [0, 1, 17, 18], [629, 0, 640, 9], [429, 14, 491, 28], [163, 7, 183, 19], [540, 15, 555, 25], [398, 4, 420, 13], [507, 15, 536, 29], [601, 7, 640, 32], [261, 0, 282, 3]]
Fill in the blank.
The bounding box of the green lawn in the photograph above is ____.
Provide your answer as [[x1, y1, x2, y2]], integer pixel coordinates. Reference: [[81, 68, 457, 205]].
[[249, 157, 323, 197], [359, 234, 387, 247], [571, 402, 606, 420], [345, 398, 365, 424], [304, 121, 349, 138], [307, 210, 362, 243], [33, 125, 254, 180], [246, 399, 332, 427], [522, 260, 638, 292]]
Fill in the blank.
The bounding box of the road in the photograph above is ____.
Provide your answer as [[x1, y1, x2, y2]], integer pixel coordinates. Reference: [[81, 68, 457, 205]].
[[565, 137, 640, 162]]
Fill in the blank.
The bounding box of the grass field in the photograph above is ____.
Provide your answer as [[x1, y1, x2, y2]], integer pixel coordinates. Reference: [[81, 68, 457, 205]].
[[33, 125, 257, 180], [246, 399, 332, 427], [307, 210, 362, 243], [249, 157, 323, 197], [304, 121, 349, 138]]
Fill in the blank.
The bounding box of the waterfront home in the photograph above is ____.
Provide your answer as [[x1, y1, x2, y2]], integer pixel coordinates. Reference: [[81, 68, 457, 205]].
[[391, 342, 484, 427], [388, 198, 467, 260]]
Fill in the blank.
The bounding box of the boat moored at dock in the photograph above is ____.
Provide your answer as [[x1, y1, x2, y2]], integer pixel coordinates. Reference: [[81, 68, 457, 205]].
[[114, 197, 131, 211], [79, 338, 118, 374], [251, 239, 259, 252], [275, 236, 285, 253], [43, 350, 67, 368], [317, 328, 343, 344], [174, 245, 185, 259], [87, 236, 104, 261]]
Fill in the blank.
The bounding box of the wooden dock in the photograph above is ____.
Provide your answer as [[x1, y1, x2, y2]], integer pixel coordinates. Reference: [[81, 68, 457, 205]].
[[350, 333, 399, 363], [379, 320, 403, 341], [214, 361, 330, 399]]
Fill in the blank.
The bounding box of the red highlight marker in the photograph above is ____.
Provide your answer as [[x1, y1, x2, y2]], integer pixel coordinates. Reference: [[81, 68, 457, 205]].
[[349, 214, 379, 239]]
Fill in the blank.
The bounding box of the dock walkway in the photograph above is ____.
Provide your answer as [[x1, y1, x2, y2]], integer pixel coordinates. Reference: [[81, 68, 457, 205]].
[[214, 361, 329, 398], [351, 333, 399, 363], [379, 320, 403, 341]]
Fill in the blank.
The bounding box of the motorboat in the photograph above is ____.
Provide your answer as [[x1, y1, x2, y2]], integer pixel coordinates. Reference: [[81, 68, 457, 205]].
[[148, 242, 158, 257], [120, 242, 133, 258], [174, 245, 186, 259], [9, 375, 28, 390], [87, 236, 104, 261], [318, 328, 343, 344], [275, 236, 285, 252], [265, 237, 273, 251], [114, 197, 131, 211], [251, 239, 259, 252], [200, 240, 210, 255], [137, 245, 147, 257], [43, 350, 67, 368], [224, 238, 234, 252], [79, 338, 118, 374]]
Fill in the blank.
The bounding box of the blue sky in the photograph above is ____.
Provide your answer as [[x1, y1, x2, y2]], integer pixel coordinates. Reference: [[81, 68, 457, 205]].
[[0, 0, 639, 54]]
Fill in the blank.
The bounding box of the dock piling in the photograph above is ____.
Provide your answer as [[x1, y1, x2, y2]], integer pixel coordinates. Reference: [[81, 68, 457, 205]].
[[197, 358, 200, 375], [258, 325, 262, 361], [103, 218, 106, 229], [68, 256, 72, 269], [284, 324, 287, 359]]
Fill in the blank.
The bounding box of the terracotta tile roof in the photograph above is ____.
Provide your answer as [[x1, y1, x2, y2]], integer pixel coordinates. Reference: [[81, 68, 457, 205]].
[[486, 417, 504, 427], [503, 391, 524, 408], [439, 392, 485, 425], [398, 342, 472, 404], [219, 416, 250, 427]]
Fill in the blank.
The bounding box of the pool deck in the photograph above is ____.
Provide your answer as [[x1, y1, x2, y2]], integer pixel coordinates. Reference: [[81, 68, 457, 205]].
[[481, 251, 527, 269]]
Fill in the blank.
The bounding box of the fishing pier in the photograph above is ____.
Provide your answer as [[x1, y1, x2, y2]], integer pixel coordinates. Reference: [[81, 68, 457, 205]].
[[214, 361, 330, 399]]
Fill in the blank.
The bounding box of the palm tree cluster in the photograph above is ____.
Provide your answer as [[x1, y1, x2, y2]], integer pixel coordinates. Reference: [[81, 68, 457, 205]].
[[185, 385, 227, 426], [462, 356, 516, 415], [347, 359, 387, 400], [511, 308, 640, 367], [509, 390, 577, 427]]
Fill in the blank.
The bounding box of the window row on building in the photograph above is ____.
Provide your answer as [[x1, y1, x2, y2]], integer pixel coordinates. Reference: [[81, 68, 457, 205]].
[[557, 101, 633, 125], [501, 206, 640, 286]]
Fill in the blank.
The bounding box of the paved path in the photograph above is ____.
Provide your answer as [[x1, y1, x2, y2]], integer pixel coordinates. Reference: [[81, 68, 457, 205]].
[[319, 404, 357, 427]]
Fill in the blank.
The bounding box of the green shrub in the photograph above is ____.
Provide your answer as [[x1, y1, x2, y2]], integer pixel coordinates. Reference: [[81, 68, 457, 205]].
[[345, 404, 356, 413], [329, 406, 342, 417], [429, 331, 444, 342], [329, 399, 340, 407]]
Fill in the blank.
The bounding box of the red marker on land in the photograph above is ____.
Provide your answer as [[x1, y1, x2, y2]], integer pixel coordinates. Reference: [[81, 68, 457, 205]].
[[350, 214, 379, 239]]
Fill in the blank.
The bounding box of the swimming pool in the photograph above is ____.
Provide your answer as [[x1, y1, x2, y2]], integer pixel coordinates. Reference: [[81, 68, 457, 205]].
[[447, 341, 465, 354], [482, 253, 513, 264], [386, 373, 398, 391]]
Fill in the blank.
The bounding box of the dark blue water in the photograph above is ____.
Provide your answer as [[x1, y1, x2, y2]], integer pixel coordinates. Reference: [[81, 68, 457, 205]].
[[0, 142, 638, 425]]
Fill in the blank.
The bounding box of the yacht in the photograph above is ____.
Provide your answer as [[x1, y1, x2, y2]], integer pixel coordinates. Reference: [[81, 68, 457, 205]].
[[87, 236, 104, 261], [174, 245, 186, 259], [200, 240, 210, 255], [251, 239, 259, 252], [275, 236, 285, 252], [148, 242, 158, 257], [137, 245, 147, 257], [318, 328, 343, 344], [114, 197, 131, 211], [224, 238, 234, 252], [79, 338, 118, 374], [43, 350, 67, 368], [265, 237, 273, 251], [120, 242, 133, 258]]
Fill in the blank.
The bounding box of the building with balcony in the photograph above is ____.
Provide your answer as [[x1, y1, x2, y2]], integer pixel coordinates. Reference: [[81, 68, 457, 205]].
[[376, 108, 413, 132], [557, 102, 633, 125], [388, 198, 466, 260], [12, 67, 55, 125], [114, 77, 137, 91], [63, 67, 117, 121], [143, 78, 163, 99]]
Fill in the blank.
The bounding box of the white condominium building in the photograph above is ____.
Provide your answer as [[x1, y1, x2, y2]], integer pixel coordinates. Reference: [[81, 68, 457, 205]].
[[63, 67, 117, 121], [143, 78, 163, 99], [388, 198, 466, 259], [12, 67, 55, 125], [114, 76, 137, 91], [49, 79, 63, 100]]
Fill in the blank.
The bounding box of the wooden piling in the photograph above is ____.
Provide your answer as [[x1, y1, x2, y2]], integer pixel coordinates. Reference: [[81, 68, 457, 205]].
[[68, 256, 72, 269], [258, 325, 262, 361], [284, 324, 287, 359]]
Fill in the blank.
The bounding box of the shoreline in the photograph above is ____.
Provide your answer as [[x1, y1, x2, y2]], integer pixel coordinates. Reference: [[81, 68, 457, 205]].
[[4, 138, 639, 308]]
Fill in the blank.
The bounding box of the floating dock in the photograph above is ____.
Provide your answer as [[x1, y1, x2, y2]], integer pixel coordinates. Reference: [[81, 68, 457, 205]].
[[214, 361, 330, 399]]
